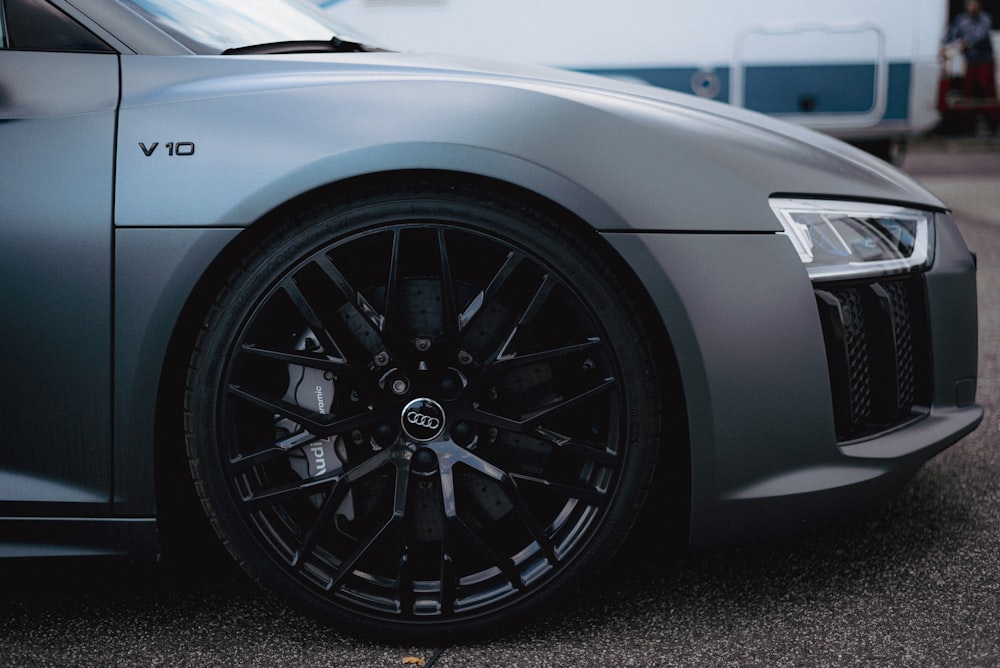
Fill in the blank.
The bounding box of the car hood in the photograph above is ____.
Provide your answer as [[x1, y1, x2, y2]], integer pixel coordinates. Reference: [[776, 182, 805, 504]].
[[320, 51, 945, 210]]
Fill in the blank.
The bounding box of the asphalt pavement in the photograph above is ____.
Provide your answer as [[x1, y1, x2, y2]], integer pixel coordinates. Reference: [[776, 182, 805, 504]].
[[1, 138, 998, 667]]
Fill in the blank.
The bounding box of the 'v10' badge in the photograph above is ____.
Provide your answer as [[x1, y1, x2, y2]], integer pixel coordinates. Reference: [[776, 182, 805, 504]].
[[139, 141, 196, 157]]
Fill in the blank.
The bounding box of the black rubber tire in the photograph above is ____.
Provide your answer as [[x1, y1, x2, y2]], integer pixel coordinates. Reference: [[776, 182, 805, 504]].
[[184, 180, 661, 641]]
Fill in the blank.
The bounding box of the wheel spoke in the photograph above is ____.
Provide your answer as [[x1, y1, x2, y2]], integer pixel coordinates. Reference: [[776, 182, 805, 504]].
[[471, 376, 615, 433], [294, 447, 408, 571], [239, 344, 350, 373], [242, 470, 341, 512], [534, 427, 619, 467], [291, 474, 352, 568], [438, 454, 526, 594], [228, 430, 315, 475], [380, 229, 403, 345], [439, 443, 559, 564], [324, 450, 410, 593], [518, 376, 615, 427], [396, 544, 415, 616], [437, 442, 506, 486], [448, 440, 607, 510], [508, 472, 607, 506], [438, 229, 460, 342], [450, 433, 610, 507], [281, 279, 348, 363], [283, 256, 392, 367], [448, 515, 527, 591], [492, 274, 556, 363], [314, 254, 386, 335], [489, 338, 603, 371], [458, 251, 523, 332], [439, 552, 457, 615], [432, 463, 459, 613], [324, 513, 402, 593], [500, 475, 559, 564], [228, 384, 378, 437], [243, 441, 395, 513]]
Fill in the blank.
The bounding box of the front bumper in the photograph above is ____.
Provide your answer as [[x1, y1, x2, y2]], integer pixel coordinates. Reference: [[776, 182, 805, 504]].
[[603, 210, 981, 546]]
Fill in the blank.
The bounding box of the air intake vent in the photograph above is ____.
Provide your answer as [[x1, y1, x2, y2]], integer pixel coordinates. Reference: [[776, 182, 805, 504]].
[[814, 276, 930, 442]]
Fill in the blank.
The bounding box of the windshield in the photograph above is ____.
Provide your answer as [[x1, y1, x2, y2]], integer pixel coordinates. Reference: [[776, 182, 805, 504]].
[[118, 0, 369, 54]]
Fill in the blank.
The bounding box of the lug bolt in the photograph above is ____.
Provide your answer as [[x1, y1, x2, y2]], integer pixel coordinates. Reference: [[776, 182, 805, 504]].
[[457, 350, 473, 365], [414, 338, 432, 352], [374, 424, 396, 448], [351, 430, 364, 445], [390, 377, 410, 395], [440, 376, 459, 399], [374, 351, 390, 367], [411, 448, 438, 474], [451, 421, 475, 447]]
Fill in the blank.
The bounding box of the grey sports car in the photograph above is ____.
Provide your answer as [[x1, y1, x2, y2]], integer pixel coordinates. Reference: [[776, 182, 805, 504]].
[[0, 0, 982, 641]]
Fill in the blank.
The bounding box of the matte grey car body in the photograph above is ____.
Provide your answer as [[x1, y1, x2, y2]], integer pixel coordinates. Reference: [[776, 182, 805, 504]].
[[0, 0, 982, 640]]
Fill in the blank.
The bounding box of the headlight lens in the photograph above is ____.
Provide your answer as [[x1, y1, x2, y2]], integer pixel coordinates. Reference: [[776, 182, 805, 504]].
[[770, 198, 934, 280]]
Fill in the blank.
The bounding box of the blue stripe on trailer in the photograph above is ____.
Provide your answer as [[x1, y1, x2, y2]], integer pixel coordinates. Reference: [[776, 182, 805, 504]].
[[577, 63, 911, 120]]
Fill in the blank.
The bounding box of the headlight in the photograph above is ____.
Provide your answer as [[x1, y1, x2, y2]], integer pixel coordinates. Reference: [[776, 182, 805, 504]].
[[770, 198, 935, 280]]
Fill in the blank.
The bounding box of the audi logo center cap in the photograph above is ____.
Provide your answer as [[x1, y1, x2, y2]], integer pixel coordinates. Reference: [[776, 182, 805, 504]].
[[401, 398, 446, 442]]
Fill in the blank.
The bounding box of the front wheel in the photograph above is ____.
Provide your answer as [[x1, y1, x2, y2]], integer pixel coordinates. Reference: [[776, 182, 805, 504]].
[[184, 181, 662, 640]]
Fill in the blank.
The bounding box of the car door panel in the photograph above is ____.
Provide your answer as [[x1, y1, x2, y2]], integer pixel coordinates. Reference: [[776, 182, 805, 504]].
[[0, 50, 118, 513]]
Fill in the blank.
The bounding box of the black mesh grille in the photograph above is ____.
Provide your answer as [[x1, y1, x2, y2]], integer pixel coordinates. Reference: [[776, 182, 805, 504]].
[[815, 276, 930, 442]]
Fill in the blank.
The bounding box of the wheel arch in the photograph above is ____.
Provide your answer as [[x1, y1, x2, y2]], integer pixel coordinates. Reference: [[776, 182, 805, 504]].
[[149, 168, 691, 549]]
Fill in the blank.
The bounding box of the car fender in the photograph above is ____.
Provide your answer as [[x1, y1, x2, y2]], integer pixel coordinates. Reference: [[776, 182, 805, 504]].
[[114, 55, 737, 233]]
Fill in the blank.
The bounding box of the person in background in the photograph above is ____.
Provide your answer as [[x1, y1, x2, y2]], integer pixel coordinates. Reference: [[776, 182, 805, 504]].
[[945, 0, 998, 131]]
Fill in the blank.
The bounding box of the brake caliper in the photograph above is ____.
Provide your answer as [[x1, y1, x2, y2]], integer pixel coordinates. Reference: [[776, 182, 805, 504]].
[[280, 331, 354, 519]]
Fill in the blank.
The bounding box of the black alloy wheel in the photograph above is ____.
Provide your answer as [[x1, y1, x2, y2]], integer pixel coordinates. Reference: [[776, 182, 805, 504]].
[[185, 181, 661, 640]]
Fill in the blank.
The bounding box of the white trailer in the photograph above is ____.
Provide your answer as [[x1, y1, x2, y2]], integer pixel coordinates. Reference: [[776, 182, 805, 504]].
[[316, 0, 948, 155]]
